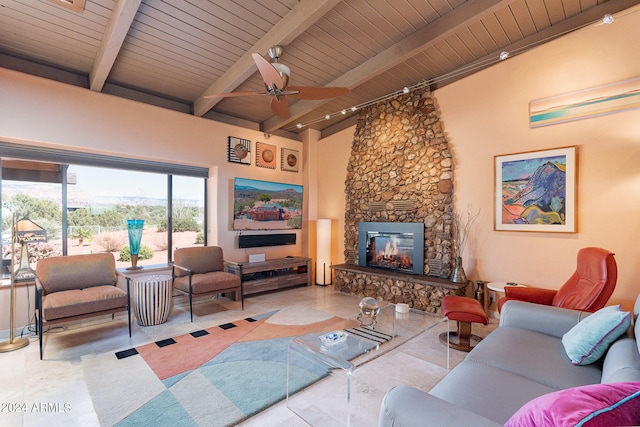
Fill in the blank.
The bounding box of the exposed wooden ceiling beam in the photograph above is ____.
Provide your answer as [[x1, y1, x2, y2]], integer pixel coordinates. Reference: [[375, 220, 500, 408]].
[[261, 0, 515, 133], [89, 0, 142, 92], [193, 0, 342, 117]]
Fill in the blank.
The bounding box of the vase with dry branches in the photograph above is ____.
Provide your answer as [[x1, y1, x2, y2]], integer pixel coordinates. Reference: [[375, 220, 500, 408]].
[[450, 207, 480, 283]]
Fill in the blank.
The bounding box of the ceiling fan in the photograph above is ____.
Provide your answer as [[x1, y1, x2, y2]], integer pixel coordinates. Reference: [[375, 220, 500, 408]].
[[204, 46, 349, 119]]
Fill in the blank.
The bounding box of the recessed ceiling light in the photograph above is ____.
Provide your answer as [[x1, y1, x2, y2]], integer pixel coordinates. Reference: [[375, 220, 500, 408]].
[[47, 0, 85, 13]]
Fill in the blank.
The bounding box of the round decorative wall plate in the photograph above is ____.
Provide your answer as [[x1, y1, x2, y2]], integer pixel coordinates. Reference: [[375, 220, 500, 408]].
[[261, 149, 274, 163], [287, 153, 297, 167], [233, 143, 248, 159]]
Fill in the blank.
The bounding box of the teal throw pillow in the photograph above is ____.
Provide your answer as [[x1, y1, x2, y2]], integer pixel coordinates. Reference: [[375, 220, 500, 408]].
[[562, 305, 631, 365]]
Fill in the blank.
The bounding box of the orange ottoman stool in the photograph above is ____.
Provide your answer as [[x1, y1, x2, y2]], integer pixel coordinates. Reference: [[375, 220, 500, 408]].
[[439, 295, 488, 352]]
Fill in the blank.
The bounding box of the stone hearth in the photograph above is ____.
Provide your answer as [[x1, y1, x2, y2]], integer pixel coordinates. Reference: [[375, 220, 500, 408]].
[[332, 264, 467, 314]]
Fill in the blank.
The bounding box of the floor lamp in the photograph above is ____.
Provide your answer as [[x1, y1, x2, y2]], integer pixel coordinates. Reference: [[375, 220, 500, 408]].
[[0, 214, 46, 352], [316, 219, 332, 286]]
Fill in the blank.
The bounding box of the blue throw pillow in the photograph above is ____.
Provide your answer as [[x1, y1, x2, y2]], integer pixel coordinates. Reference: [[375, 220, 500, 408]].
[[562, 305, 631, 365]]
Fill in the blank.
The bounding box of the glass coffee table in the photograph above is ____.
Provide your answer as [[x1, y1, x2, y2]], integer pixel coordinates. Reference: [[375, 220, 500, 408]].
[[286, 303, 447, 426]]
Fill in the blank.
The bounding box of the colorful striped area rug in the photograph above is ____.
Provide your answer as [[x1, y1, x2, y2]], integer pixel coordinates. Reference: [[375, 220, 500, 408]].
[[81, 307, 387, 426]]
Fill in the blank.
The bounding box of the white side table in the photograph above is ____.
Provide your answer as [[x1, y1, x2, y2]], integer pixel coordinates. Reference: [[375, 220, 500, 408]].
[[486, 281, 526, 293], [486, 282, 526, 317], [132, 274, 174, 326]]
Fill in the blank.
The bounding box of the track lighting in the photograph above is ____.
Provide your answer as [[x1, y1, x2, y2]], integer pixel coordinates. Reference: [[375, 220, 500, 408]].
[[287, 11, 618, 132]]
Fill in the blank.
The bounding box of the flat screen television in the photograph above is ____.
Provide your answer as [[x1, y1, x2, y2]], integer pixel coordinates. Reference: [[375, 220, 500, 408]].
[[233, 178, 303, 230]]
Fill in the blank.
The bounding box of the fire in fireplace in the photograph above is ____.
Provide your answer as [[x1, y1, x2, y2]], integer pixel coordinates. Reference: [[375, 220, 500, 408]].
[[358, 222, 424, 275]]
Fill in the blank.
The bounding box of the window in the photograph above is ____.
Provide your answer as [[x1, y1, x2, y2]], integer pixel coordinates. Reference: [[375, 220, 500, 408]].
[[171, 175, 206, 252], [0, 142, 208, 280]]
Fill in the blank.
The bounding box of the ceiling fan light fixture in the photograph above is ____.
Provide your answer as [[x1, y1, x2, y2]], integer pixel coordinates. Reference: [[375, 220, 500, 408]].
[[271, 63, 290, 77], [271, 62, 290, 89]]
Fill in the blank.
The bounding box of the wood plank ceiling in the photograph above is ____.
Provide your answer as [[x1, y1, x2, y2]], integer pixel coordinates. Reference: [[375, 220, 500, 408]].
[[1, 0, 637, 139]]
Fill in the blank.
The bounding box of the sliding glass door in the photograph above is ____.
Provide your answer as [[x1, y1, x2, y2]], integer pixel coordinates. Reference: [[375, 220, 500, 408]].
[[0, 151, 208, 279]]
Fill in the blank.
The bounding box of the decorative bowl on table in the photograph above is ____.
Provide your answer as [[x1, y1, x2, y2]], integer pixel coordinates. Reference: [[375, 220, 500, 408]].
[[319, 330, 348, 346], [357, 297, 380, 328]]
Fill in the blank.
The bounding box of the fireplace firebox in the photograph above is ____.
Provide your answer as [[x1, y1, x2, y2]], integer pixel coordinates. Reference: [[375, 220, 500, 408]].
[[358, 222, 424, 275]]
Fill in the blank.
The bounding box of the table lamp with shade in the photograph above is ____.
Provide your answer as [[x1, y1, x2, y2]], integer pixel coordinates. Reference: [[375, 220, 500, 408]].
[[14, 217, 47, 281]]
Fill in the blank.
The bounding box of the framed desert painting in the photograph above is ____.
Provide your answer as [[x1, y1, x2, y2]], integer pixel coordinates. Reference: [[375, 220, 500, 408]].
[[495, 146, 577, 233]]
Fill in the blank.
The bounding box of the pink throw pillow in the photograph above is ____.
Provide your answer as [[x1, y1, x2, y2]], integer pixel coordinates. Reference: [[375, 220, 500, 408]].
[[505, 382, 640, 427]]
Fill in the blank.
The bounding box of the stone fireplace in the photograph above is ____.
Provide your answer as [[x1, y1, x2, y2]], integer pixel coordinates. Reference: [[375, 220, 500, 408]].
[[333, 88, 466, 313]]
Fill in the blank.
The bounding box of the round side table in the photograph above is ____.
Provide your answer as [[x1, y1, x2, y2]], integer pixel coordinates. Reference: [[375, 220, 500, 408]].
[[486, 281, 526, 293], [486, 282, 526, 318], [132, 274, 174, 326]]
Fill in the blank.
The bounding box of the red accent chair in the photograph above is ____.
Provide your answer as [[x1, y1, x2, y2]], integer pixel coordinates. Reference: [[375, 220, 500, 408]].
[[497, 247, 617, 313]]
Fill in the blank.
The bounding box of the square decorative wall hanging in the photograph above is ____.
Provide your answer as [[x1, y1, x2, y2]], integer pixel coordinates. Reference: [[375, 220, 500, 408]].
[[281, 148, 299, 172], [256, 142, 276, 169], [494, 146, 577, 233], [227, 136, 251, 165]]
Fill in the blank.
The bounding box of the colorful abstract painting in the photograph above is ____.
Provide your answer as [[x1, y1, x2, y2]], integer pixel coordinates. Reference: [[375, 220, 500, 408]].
[[495, 146, 577, 233], [529, 77, 640, 128]]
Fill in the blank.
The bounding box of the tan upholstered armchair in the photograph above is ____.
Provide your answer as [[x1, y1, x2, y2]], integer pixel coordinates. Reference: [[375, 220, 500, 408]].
[[35, 253, 131, 360], [172, 246, 243, 321]]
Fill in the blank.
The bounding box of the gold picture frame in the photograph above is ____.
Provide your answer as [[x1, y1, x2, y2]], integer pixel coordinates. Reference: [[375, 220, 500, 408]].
[[495, 146, 578, 233]]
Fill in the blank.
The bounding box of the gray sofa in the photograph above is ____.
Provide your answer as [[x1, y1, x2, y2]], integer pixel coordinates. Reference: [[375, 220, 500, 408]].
[[378, 295, 640, 426]]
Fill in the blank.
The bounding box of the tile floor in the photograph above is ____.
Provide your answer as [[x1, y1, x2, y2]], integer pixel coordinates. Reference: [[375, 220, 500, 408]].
[[0, 285, 497, 427]]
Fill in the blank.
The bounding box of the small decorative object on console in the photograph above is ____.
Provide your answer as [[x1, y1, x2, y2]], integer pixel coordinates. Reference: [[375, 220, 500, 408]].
[[396, 303, 409, 313], [319, 330, 348, 346], [126, 219, 144, 270], [357, 297, 380, 328]]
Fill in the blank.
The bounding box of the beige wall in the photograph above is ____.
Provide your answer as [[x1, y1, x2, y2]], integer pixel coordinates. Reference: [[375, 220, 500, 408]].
[[316, 127, 353, 273], [0, 67, 310, 261], [318, 6, 640, 310], [0, 68, 313, 329]]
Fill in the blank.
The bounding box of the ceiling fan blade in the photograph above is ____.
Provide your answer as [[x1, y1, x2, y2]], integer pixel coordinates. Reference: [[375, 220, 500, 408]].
[[203, 92, 269, 98], [252, 52, 284, 89], [270, 96, 291, 119], [204, 91, 266, 98], [287, 86, 349, 100]]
